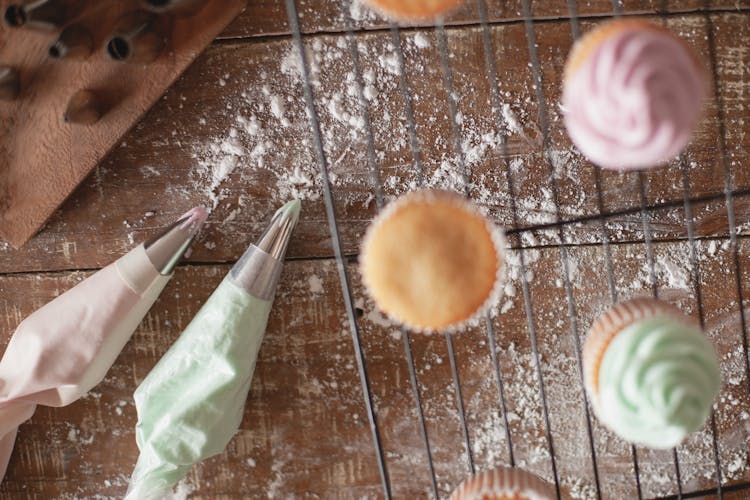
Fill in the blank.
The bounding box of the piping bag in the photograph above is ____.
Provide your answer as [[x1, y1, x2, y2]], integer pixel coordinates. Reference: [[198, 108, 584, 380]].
[[125, 200, 301, 499], [0, 207, 207, 481]]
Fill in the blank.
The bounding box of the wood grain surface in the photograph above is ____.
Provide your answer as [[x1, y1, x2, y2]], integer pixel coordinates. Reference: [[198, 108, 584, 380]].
[[1, 1, 750, 499], [0, 0, 244, 246]]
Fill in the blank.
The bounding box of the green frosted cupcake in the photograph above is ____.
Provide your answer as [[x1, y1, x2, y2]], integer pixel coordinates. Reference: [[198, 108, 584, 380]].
[[583, 298, 721, 449]]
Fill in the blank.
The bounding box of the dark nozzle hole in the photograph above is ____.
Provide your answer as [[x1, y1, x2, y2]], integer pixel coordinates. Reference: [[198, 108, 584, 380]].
[[49, 45, 61, 58], [146, 0, 170, 6], [4, 5, 26, 27], [107, 37, 130, 60]]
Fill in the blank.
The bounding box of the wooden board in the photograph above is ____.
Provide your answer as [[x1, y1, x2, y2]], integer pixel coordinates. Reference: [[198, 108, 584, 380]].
[[0, 0, 245, 247], [2, 241, 750, 498], [0, 2, 749, 499], [0, 12, 747, 275]]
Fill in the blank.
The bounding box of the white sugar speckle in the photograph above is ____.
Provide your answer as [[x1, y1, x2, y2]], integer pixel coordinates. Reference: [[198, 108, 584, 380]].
[[366, 308, 391, 328], [308, 274, 324, 294], [413, 32, 430, 49]]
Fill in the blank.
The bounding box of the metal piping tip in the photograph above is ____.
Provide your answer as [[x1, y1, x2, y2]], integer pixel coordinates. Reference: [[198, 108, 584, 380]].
[[143, 206, 208, 275], [255, 199, 301, 261], [228, 200, 301, 299]]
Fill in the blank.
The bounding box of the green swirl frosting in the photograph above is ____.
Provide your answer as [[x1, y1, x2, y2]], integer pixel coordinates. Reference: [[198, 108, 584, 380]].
[[598, 316, 721, 449]]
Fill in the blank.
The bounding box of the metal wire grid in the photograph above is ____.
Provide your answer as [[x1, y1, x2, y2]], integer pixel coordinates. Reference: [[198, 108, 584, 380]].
[[283, 0, 750, 498]]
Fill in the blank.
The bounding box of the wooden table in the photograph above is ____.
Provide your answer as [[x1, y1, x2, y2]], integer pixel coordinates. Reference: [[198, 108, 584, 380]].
[[2, 1, 750, 498]]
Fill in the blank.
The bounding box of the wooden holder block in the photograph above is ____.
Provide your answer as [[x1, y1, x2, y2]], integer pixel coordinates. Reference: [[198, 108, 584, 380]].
[[0, 0, 245, 247]]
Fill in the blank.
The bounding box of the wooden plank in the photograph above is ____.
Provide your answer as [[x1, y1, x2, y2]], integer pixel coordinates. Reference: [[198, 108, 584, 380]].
[[219, 0, 750, 39], [0, 12, 748, 275], [0, 261, 382, 498], [1, 239, 750, 498], [0, 0, 245, 247]]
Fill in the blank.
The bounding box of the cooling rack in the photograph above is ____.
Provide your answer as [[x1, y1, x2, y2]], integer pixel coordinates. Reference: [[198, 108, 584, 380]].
[[283, 0, 750, 498]]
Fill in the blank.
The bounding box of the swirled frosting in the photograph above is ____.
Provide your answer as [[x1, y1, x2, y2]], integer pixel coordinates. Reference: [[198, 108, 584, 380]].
[[597, 316, 720, 448], [563, 27, 707, 170]]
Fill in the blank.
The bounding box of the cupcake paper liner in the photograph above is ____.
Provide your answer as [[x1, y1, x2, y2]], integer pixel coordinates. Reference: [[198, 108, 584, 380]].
[[449, 466, 556, 500]]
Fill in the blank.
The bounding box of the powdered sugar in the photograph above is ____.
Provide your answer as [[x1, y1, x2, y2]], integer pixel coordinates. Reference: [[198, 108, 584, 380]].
[[163, 477, 195, 500], [308, 274, 324, 294], [413, 32, 431, 49]]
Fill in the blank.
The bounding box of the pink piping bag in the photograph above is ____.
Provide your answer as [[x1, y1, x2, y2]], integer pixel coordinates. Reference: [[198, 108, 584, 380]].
[[0, 207, 208, 481]]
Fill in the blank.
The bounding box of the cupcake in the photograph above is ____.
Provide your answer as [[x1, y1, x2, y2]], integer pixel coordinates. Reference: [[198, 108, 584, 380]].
[[362, 0, 466, 21], [562, 19, 708, 170], [450, 466, 555, 500], [583, 298, 721, 449], [359, 190, 505, 333]]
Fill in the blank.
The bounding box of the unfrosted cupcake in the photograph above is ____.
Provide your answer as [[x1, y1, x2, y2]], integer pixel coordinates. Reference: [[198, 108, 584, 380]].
[[362, 0, 466, 21], [583, 298, 721, 449], [359, 190, 505, 333], [562, 19, 708, 170], [450, 466, 555, 500]]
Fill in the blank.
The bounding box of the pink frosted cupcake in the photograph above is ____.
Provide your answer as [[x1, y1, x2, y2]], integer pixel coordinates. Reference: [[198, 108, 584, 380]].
[[562, 20, 708, 170]]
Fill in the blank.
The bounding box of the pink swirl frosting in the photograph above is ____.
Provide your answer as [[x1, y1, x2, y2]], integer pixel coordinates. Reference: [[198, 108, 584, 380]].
[[563, 28, 707, 170]]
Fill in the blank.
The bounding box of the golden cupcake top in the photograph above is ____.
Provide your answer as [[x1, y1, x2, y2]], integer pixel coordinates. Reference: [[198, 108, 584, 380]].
[[360, 190, 505, 332], [363, 0, 466, 21]]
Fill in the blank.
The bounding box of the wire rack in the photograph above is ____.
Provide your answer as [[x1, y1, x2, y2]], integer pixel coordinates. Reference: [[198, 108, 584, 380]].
[[283, 0, 750, 498]]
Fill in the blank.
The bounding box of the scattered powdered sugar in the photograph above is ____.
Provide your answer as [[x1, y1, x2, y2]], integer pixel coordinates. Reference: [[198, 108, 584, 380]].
[[191, 131, 246, 209], [377, 52, 401, 76], [268, 94, 289, 126], [276, 166, 321, 202], [365, 307, 391, 328], [65, 425, 95, 446], [348, 0, 378, 23], [413, 32, 431, 49], [498, 233, 541, 314], [164, 477, 195, 500], [308, 274, 324, 295], [502, 103, 525, 138], [139, 165, 162, 178], [186, 32, 564, 219], [655, 248, 692, 291]]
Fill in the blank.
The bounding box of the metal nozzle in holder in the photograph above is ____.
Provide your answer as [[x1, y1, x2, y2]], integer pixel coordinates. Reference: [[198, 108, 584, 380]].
[[140, 0, 206, 17], [4, 0, 85, 32], [106, 11, 167, 64]]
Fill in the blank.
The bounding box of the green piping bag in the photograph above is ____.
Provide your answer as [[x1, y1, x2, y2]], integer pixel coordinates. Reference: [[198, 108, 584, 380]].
[[125, 200, 301, 499]]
